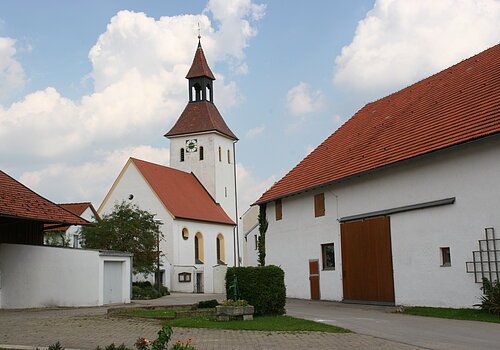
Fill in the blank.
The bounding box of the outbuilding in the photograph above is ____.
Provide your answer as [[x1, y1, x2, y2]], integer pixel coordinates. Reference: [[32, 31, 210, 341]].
[[254, 44, 500, 308]]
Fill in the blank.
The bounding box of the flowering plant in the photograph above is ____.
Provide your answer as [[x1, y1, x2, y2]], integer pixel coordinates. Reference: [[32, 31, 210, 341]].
[[170, 338, 196, 350]]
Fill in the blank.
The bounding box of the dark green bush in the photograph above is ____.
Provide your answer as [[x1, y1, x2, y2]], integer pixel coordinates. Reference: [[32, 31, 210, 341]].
[[132, 283, 169, 300], [196, 299, 219, 309], [480, 278, 500, 315], [225, 265, 286, 315], [48, 342, 64, 350]]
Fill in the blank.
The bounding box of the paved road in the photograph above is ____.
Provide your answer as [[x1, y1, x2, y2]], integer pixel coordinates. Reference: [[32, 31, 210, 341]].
[[0, 295, 420, 350], [286, 298, 500, 350]]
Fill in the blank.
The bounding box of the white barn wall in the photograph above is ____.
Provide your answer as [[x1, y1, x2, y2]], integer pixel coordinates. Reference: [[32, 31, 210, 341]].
[[0, 244, 131, 308], [266, 136, 500, 307]]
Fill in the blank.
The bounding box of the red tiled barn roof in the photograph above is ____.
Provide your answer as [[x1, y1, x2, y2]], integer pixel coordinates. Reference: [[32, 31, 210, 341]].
[[131, 158, 235, 225], [256, 44, 500, 204], [0, 170, 90, 226], [186, 42, 216, 80], [165, 100, 238, 140]]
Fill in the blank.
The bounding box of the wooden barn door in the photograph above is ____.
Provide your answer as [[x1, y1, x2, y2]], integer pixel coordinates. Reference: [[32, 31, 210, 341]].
[[340, 216, 395, 303], [309, 260, 320, 300]]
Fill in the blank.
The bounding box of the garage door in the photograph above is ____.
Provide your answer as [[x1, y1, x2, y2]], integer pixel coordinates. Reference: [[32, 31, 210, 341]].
[[103, 261, 123, 304], [340, 216, 394, 303]]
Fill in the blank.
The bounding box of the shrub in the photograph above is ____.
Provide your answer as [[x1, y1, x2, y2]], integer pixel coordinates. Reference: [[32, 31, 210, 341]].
[[96, 344, 132, 350], [225, 265, 286, 315], [48, 342, 64, 350], [196, 299, 219, 309], [480, 278, 500, 315], [132, 283, 169, 300], [221, 299, 248, 306]]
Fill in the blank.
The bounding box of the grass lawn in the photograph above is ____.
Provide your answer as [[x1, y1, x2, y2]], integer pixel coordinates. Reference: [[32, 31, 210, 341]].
[[402, 307, 500, 323], [164, 315, 350, 333]]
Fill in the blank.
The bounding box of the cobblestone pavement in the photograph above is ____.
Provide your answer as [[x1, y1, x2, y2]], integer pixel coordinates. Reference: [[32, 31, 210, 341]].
[[0, 306, 423, 350]]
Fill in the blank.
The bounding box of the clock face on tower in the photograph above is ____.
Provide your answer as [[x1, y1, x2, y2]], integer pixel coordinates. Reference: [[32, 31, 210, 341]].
[[185, 139, 198, 153]]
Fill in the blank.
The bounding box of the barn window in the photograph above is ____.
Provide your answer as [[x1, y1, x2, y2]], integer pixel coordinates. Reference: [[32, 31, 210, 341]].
[[227, 149, 231, 163], [199, 146, 204, 160], [441, 247, 451, 266], [275, 199, 282, 221], [218, 147, 222, 162], [321, 243, 335, 270], [180, 148, 185, 162], [314, 193, 325, 217], [254, 234, 258, 250], [195, 232, 204, 264], [216, 234, 225, 264]]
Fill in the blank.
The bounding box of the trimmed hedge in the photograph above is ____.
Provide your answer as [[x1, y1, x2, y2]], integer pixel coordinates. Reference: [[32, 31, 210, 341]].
[[225, 265, 286, 315]]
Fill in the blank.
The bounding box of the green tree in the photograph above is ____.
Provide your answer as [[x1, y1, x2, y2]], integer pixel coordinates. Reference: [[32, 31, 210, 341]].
[[257, 203, 268, 266], [81, 202, 162, 274]]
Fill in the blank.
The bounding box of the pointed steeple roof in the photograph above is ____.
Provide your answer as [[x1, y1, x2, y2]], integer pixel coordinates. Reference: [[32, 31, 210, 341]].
[[186, 40, 216, 80]]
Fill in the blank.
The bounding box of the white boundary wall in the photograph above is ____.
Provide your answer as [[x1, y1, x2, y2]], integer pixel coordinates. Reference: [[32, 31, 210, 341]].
[[0, 244, 131, 309]]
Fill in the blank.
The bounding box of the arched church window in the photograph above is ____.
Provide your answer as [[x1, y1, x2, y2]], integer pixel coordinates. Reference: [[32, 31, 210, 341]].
[[182, 228, 189, 240], [216, 234, 225, 264], [199, 146, 204, 160], [227, 150, 231, 164], [195, 232, 204, 264], [180, 148, 185, 162], [218, 147, 222, 162]]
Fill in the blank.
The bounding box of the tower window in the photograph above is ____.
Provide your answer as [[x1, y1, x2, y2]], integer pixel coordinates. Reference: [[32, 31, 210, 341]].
[[180, 148, 185, 162], [199, 146, 204, 160], [227, 150, 231, 164], [224, 187, 227, 197], [194, 83, 202, 101], [218, 147, 222, 162]]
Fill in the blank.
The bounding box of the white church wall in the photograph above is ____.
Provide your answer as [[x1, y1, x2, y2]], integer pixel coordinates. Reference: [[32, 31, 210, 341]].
[[266, 136, 500, 307], [171, 219, 234, 293], [98, 162, 174, 289]]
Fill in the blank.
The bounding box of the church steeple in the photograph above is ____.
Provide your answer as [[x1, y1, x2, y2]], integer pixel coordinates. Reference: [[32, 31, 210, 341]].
[[186, 39, 215, 103]]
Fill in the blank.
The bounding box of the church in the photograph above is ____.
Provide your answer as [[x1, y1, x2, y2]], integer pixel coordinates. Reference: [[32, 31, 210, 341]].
[[98, 38, 238, 294]]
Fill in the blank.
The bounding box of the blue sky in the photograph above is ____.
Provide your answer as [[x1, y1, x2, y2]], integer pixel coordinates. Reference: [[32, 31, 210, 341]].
[[0, 0, 499, 211]]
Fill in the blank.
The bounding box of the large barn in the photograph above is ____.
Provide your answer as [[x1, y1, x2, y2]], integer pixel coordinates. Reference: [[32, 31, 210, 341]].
[[254, 44, 500, 307]]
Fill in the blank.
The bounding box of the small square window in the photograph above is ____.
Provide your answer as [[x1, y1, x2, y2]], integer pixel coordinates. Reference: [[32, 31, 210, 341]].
[[441, 247, 451, 267], [321, 243, 335, 270]]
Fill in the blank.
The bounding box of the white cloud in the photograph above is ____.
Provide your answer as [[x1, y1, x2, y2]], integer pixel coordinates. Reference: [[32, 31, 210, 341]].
[[286, 82, 325, 116], [0, 37, 26, 101], [334, 0, 500, 98], [1, 1, 265, 205], [236, 163, 277, 212], [20, 145, 170, 204], [245, 125, 264, 138]]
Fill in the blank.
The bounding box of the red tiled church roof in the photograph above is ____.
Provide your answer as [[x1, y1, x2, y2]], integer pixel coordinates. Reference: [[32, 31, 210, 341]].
[[256, 44, 500, 204], [131, 158, 235, 225], [186, 41, 215, 80], [0, 170, 90, 225], [165, 100, 238, 140]]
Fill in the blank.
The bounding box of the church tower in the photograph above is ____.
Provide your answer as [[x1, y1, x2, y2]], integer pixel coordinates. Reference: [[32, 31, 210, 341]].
[[165, 38, 238, 221]]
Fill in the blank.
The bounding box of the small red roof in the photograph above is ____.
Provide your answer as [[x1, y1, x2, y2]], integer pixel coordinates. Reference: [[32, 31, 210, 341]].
[[131, 158, 235, 225], [165, 100, 238, 140], [0, 170, 90, 226], [44, 202, 99, 232], [256, 43, 500, 204], [186, 41, 216, 80]]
